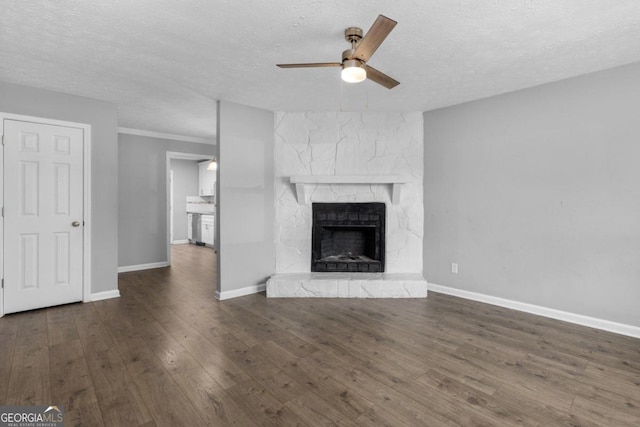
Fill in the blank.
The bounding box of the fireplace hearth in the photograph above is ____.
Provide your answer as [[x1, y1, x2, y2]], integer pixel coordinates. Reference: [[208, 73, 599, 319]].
[[312, 202, 385, 272]]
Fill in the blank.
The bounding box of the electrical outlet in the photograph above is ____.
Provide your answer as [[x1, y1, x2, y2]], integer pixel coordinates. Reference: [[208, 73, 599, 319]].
[[451, 262, 458, 274]]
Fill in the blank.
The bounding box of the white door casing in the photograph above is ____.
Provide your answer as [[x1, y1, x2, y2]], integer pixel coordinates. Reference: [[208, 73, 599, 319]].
[[3, 119, 84, 313], [169, 170, 174, 243]]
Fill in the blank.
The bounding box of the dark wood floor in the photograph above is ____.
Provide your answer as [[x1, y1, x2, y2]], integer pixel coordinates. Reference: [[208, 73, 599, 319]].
[[1, 244, 639, 426]]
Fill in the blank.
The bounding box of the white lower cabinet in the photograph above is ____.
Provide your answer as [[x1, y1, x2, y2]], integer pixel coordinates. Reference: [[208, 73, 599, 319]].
[[201, 215, 215, 246], [186, 213, 214, 247]]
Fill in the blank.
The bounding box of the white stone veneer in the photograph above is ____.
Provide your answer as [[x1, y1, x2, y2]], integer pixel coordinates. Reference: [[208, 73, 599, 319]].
[[267, 273, 428, 298], [270, 112, 427, 297]]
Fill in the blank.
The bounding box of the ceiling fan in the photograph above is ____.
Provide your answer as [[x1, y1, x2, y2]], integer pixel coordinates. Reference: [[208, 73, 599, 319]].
[[277, 15, 400, 89]]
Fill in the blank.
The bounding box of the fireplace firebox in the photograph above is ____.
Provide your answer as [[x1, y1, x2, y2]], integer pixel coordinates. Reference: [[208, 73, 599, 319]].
[[311, 203, 385, 272]]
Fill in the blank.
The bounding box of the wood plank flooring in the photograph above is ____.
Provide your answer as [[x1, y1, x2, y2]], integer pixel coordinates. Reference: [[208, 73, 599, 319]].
[[1, 243, 639, 426]]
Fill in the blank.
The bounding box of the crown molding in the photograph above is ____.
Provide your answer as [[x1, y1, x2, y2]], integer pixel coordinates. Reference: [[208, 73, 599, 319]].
[[118, 127, 215, 145]]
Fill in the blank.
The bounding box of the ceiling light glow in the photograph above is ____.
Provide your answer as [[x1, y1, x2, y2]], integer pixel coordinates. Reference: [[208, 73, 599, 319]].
[[341, 59, 366, 83]]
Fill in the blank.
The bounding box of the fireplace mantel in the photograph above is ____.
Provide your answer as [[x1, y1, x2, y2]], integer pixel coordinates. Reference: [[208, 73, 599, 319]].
[[290, 175, 410, 204]]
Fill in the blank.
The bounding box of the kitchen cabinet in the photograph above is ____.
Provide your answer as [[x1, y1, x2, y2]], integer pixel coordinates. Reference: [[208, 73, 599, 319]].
[[187, 212, 215, 247], [201, 215, 215, 246], [198, 161, 216, 197]]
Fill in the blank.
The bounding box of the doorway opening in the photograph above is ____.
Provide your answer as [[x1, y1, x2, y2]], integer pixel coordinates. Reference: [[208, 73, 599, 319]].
[[165, 152, 216, 268]]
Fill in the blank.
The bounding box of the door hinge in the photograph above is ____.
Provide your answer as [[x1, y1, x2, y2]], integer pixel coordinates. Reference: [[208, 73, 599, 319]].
[[1, 279, 3, 289]]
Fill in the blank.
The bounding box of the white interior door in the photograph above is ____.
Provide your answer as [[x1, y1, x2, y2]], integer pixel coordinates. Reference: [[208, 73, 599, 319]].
[[3, 119, 84, 313]]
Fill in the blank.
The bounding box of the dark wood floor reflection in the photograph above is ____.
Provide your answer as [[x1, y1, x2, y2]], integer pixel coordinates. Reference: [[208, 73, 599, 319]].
[[1, 243, 639, 426]]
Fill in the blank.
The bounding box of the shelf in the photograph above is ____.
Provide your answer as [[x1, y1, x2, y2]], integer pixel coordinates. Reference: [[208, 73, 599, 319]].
[[289, 175, 410, 204]]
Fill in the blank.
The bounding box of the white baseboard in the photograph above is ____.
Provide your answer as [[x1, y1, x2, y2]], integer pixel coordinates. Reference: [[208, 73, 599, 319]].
[[172, 240, 189, 245], [216, 283, 266, 301], [90, 290, 121, 302], [428, 283, 640, 339], [118, 261, 170, 273]]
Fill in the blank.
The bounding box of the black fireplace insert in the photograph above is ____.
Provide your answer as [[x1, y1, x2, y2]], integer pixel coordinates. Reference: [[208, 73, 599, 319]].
[[311, 202, 385, 272]]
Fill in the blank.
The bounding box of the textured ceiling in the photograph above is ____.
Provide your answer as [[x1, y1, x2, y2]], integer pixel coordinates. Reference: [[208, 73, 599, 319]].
[[2, 1, 640, 139]]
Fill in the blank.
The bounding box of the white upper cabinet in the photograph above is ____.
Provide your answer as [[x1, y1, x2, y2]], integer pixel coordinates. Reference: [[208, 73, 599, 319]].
[[198, 160, 216, 197]]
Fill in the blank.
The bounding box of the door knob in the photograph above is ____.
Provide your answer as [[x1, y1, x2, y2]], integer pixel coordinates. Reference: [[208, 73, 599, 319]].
[[72, 221, 80, 227]]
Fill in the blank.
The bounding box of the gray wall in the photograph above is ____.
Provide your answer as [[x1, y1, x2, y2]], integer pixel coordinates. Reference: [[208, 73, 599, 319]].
[[118, 133, 215, 267], [0, 81, 118, 294], [170, 159, 199, 242], [423, 62, 640, 327], [217, 100, 274, 295]]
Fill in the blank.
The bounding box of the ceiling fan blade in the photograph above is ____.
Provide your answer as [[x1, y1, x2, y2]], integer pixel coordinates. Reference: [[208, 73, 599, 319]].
[[352, 15, 397, 62], [364, 65, 400, 89], [277, 62, 341, 68]]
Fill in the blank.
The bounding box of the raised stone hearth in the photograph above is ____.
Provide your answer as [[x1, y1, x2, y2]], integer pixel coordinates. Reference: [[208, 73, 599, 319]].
[[267, 273, 428, 298]]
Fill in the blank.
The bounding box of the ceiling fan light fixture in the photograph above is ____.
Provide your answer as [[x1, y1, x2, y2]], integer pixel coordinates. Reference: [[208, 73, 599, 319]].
[[341, 59, 366, 83]]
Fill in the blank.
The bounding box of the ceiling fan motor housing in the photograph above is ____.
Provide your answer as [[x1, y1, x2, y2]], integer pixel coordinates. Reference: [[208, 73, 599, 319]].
[[343, 58, 364, 69], [342, 48, 362, 63]]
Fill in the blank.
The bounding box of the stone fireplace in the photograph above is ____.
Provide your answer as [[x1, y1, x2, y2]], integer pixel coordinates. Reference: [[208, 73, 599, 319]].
[[312, 202, 385, 272], [266, 111, 428, 298]]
